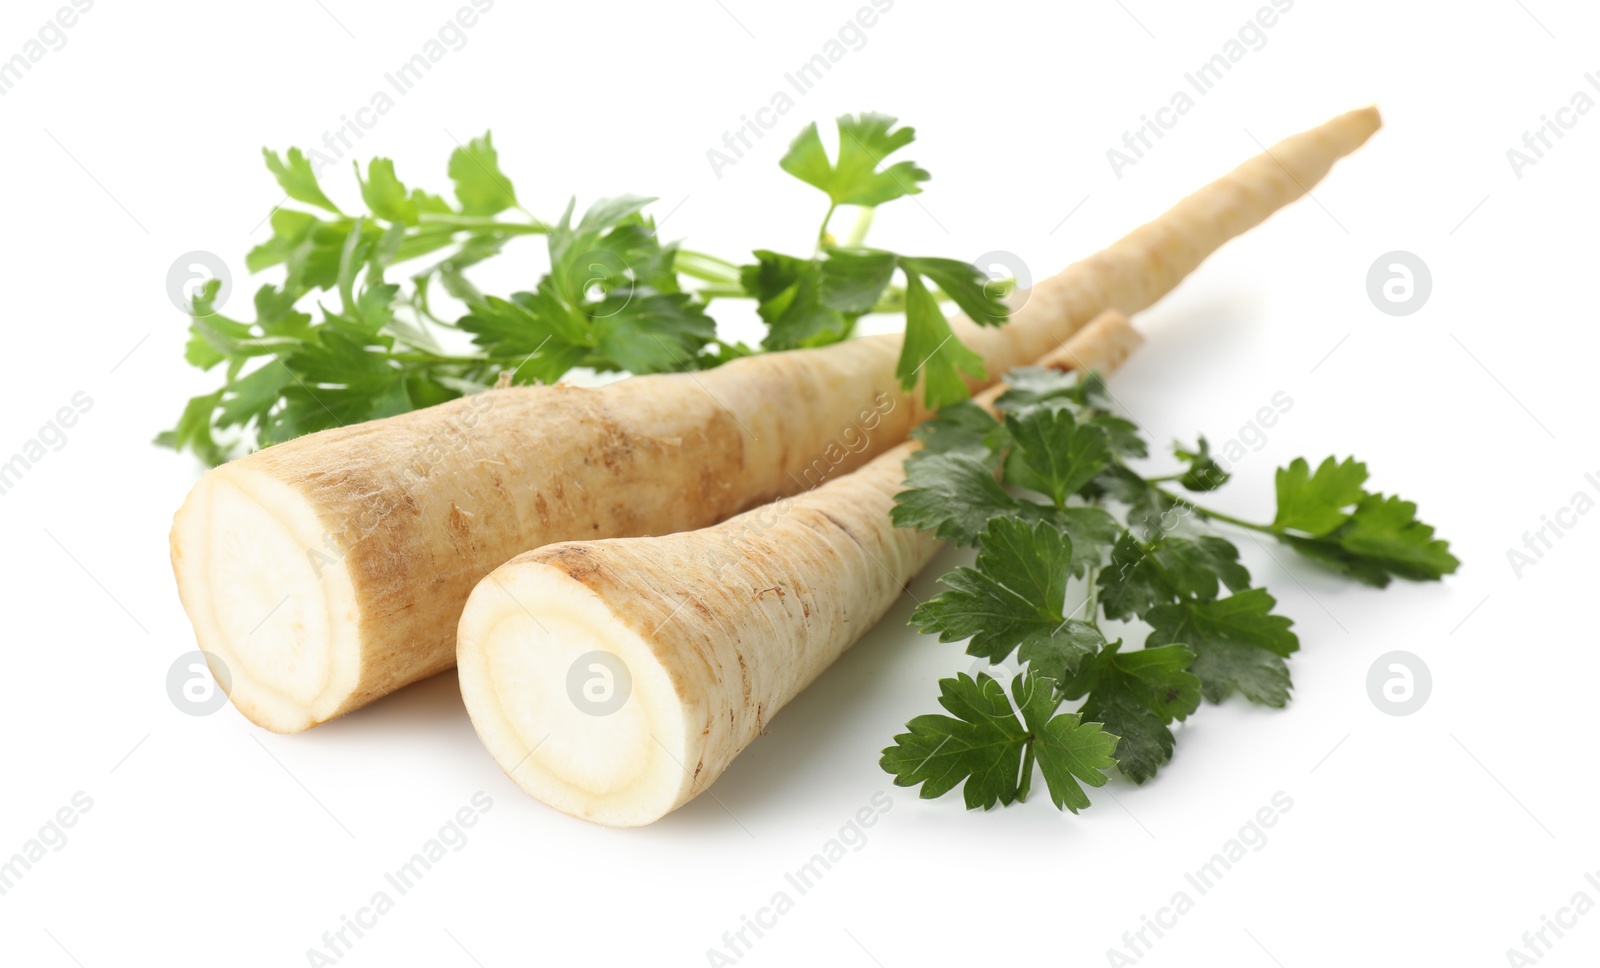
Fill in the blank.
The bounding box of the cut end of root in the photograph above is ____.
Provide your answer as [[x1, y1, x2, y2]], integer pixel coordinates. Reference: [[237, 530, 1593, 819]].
[[170, 465, 362, 733], [456, 561, 691, 827]]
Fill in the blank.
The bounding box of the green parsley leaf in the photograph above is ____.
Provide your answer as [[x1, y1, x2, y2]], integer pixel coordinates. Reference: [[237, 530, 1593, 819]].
[[819, 248, 898, 314], [742, 251, 850, 349], [899, 268, 986, 409], [1144, 588, 1299, 707], [1091, 412, 1149, 460], [911, 517, 1104, 674], [1286, 493, 1460, 587], [881, 672, 1116, 812], [1059, 642, 1200, 784], [155, 390, 228, 466], [1174, 436, 1230, 491], [880, 673, 1028, 810], [1014, 676, 1117, 813], [898, 255, 1009, 327], [1097, 533, 1249, 621], [1002, 406, 1111, 506], [994, 366, 1082, 411], [1050, 506, 1123, 578], [995, 366, 1109, 411], [216, 361, 295, 429], [1090, 460, 1157, 505], [448, 131, 519, 216], [1273, 456, 1369, 535], [1017, 620, 1108, 684], [780, 113, 929, 207], [357, 158, 419, 226], [591, 291, 717, 373], [263, 147, 341, 214], [891, 452, 1017, 546], [1123, 484, 1189, 541], [994, 367, 1146, 459], [246, 208, 321, 274], [907, 401, 1003, 465], [452, 296, 564, 383], [1098, 532, 1168, 620], [1156, 535, 1251, 600], [570, 194, 651, 235]]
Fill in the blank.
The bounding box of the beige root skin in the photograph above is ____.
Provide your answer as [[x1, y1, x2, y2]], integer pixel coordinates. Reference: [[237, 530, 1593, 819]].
[[957, 106, 1380, 366], [172, 339, 931, 733], [173, 108, 1379, 732], [457, 311, 1142, 826]]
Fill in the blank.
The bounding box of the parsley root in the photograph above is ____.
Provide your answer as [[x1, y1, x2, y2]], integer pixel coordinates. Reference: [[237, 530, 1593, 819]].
[[170, 108, 1378, 733], [453, 310, 1141, 826]]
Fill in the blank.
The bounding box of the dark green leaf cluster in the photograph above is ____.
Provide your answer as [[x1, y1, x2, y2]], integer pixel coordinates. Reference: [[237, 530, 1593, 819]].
[[882, 367, 1458, 811], [458, 195, 716, 382], [161, 134, 594, 464], [163, 116, 1011, 464]]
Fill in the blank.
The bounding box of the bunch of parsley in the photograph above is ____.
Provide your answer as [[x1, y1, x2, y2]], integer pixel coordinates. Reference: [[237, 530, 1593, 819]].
[[880, 368, 1459, 812], [163, 115, 1009, 464]]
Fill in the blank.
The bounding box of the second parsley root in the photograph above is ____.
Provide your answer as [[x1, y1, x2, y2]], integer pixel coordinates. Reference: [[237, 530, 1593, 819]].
[[454, 311, 1143, 826]]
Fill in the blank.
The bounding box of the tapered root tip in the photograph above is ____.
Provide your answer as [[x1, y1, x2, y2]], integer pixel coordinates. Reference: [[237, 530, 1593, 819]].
[[456, 560, 691, 827], [1344, 105, 1383, 144], [1310, 105, 1382, 159], [169, 466, 362, 733]]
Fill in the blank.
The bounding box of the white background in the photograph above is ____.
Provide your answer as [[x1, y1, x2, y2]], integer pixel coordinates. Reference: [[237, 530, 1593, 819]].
[[2, 1, 1595, 965]]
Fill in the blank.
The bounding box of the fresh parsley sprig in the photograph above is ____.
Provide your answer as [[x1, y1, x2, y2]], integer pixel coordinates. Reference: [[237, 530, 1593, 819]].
[[746, 114, 1011, 408], [163, 115, 1009, 464], [881, 367, 1460, 809]]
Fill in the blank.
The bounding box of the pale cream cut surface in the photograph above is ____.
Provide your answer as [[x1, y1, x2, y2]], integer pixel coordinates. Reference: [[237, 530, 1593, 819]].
[[171, 107, 1382, 733], [172, 465, 362, 732], [457, 563, 690, 826]]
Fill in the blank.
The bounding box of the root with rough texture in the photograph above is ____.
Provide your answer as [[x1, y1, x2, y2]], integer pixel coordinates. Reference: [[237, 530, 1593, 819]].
[[456, 310, 1142, 826]]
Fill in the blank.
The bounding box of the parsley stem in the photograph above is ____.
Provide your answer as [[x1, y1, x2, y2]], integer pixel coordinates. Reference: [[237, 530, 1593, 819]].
[[415, 213, 548, 234], [1149, 484, 1278, 536], [817, 202, 839, 252], [1081, 566, 1101, 631], [1018, 741, 1036, 802], [387, 351, 528, 366], [843, 207, 875, 247], [691, 284, 908, 317], [1143, 473, 1187, 484], [681, 250, 741, 270], [677, 266, 738, 287], [411, 288, 449, 327], [693, 285, 750, 301], [676, 250, 742, 283]]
